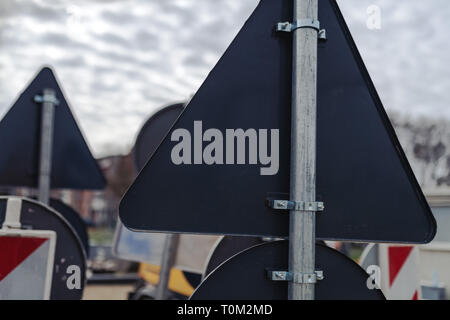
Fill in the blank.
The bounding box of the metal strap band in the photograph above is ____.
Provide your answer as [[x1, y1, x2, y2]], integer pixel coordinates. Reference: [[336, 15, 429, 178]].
[[267, 271, 324, 284], [2, 198, 22, 229], [276, 20, 326, 40], [34, 94, 60, 106], [268, 200, 324, 212], [276, 19, 320, 33]]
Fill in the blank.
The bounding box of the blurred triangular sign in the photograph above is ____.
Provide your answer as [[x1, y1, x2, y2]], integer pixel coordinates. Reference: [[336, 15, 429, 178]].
[[0, 67, 105, 190]]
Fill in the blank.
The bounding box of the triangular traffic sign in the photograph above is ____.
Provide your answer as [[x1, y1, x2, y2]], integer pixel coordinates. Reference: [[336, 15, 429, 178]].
[[120, 0, 436, 243], [0, 67, 105, 190]]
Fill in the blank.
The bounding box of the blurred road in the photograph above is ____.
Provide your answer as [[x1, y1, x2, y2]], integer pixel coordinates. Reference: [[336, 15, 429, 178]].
[[83, 284, 134, 300]]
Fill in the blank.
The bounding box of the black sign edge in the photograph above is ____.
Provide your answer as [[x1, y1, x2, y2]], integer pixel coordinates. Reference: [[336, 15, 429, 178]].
[[132, 102, 186, 174], [189, 240, 386, 300], [328, 0, 436, 244]]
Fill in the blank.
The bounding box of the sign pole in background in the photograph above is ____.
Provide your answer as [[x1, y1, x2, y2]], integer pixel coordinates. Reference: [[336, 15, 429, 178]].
[[289, 0, 319, 300], [35, 88, 58, 205], [155, 234, 180, 300]]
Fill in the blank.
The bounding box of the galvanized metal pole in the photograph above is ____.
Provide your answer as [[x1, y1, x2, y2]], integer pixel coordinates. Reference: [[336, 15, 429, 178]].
[[155, 234, 180, 300], [36, 89, 57, 205], [288, 0, 319, 300]]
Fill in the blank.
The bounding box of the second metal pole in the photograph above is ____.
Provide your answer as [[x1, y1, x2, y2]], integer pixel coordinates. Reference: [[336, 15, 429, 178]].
[[288, 0, 319, 300], [155, 234, 180, 300], [37, 88, 57, 205]]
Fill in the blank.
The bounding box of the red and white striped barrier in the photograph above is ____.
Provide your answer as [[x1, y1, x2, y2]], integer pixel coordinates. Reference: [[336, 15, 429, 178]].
[[379, 244, 421, 300], [0, 198, 56, 300], [360, 243, 421, 300]]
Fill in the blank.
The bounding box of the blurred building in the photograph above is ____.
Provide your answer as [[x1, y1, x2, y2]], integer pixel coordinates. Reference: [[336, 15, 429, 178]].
[[0, 153, 135, 229], [60, 153, 135, 228]]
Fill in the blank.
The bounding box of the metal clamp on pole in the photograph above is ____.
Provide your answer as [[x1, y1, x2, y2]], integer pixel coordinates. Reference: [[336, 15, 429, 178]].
[[276, 19, 326, 40], [267, 199, 324, 212], [34, 93, 60, 106], [267, 270, 324, 284]]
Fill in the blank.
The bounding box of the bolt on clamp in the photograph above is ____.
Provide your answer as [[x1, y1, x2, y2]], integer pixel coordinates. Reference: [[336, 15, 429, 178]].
[[267, 270, 324, 284], [267, 199, 325, 212]]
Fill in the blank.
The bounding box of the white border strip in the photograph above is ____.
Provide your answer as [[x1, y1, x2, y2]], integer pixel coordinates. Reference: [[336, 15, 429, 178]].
[[3, 197, 22, 229]]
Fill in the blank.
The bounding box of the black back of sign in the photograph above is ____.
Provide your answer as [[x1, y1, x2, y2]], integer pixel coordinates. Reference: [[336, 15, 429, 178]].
[[49, 198, 90, 256], [203, 236, 265, 280], [191, 241, 385, 300], [133, 103, 185, 172], [120, 0, 436, 243], [0, 67, 106, 190]]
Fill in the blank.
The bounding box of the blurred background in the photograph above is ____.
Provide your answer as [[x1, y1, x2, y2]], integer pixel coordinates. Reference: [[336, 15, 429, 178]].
[[0, 0, 449, 300]]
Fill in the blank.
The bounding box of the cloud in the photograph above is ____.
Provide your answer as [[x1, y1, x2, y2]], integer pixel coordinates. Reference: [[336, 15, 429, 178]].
[[0, 0, 449, 158]]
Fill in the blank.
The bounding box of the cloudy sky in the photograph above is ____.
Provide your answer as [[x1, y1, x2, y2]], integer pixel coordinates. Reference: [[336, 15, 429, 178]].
[[0, 0, 449, 157]]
